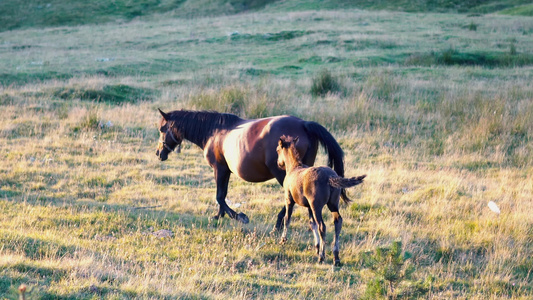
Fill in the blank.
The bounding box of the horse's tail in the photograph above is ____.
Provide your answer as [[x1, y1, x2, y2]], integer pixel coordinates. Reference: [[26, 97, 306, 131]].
[[303, 121, 351, 202], [329, 175, 366, 204]]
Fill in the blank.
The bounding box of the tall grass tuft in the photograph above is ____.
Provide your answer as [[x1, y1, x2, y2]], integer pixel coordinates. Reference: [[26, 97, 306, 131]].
[[468, 21, 477, 31], [76, 108, 100, 132], [311, 69, 341, 97], [187, 85, 287, 118], [510, 43, 517, 55]]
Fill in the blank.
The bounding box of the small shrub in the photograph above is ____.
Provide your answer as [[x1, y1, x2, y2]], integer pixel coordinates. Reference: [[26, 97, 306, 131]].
[[510, 43, 517, 55], [77, 109, 100, 132], [362, 241, 416, 300], [363, 277, 387, 300], [468, 21, 477, 31], [311, 69, 341, 97]]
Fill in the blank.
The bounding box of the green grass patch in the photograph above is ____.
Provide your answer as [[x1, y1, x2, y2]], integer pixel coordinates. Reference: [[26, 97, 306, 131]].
[[0, 0, 186, 31], [229, 30, 311, 43], [53, 84, 157, 104], [405, 49, 533, 67], [0, 72, 73, 87], [499, 4, 533, 16]]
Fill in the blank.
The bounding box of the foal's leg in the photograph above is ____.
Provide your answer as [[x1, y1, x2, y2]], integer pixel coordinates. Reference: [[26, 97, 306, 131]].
[[308, 207, 320, 255], [328, 201, 343, 266], [281, 199, 295, 244], [311, 208, 327, 263]]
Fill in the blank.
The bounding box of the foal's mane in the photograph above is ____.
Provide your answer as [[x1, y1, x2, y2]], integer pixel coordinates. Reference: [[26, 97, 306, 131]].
[[281, 136, 304, 167], [168, 110, 243, 147]]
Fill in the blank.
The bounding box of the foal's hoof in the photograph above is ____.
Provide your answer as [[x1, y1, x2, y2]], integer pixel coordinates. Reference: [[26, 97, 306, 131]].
[[236, 213, 249, 224], [333, 260, 342, 267]]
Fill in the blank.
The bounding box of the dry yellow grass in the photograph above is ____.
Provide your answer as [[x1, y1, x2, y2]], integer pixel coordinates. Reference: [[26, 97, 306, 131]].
[[1, 8, 532, 299]]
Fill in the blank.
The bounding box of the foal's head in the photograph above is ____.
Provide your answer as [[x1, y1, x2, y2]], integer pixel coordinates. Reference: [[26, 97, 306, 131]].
[[277, 135, 301, 170], [156, 109, 183, 161]]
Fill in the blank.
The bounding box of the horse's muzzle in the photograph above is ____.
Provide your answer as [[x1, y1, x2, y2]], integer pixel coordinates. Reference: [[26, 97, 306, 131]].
[[156, 149, 168, 161]]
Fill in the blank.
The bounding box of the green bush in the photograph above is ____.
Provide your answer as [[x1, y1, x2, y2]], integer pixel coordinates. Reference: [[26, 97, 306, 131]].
[[310, 69, 341, 97], [362, 241, 416, 300]]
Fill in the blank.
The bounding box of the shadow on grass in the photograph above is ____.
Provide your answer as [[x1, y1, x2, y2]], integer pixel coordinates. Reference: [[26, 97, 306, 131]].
[[1, 273, 210, 299], [0, 195, 222, 298]]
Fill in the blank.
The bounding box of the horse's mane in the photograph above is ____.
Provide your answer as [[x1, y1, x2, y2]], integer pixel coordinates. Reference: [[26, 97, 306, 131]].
[[168, 110, 243, 147]]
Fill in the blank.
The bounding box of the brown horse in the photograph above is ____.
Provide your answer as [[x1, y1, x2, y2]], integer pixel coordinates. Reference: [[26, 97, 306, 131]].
[[156, 109, 348, 227], [277, 135, 365, 266]]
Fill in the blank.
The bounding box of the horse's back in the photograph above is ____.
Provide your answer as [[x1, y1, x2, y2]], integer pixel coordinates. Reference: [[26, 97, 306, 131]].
[[220, 115, 311, 182]]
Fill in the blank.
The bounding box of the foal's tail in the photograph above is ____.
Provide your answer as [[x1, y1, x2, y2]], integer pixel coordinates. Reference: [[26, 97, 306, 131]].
[[329, 175, 366, 204], [303, 121, 350, 202]]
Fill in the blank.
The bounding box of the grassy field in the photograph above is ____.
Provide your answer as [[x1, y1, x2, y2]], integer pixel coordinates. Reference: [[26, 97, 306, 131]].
[[1, 2, 533, 299]]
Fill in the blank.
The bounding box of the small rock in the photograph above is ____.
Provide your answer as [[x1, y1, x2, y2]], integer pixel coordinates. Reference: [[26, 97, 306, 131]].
[[94, 234, 116, 241], [152, 229, 173, 238]]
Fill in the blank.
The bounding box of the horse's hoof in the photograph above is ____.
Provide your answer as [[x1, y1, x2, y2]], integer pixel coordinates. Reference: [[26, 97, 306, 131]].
[[236, 213, 249, 224], [279, 237, 287, 245], [334, 260, 342, 267]]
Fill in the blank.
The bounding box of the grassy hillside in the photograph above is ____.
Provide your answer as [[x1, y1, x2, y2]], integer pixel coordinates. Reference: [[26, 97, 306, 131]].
[[1, 5, 532, 300], [0, 0, 275, 31], [1, 0, 532, 31]]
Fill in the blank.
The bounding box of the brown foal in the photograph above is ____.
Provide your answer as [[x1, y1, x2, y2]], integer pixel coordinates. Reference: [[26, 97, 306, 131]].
[[277, 135, 366, 266]]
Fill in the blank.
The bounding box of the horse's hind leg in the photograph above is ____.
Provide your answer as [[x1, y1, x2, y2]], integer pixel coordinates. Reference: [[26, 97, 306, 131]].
[[214, 167, 249, 224], [308, 208, 320, 255], [272, 170, 286, 232], [327, 202, 343, 266], [275, 207, 286, 232], [214, 168, 229, 220]]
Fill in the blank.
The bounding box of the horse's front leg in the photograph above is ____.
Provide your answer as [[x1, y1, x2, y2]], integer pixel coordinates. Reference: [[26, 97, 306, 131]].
[[214, 167, 249, 224]]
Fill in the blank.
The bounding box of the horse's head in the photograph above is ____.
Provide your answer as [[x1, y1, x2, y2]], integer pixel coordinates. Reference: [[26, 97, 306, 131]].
[[276, 135, 299, 170], [156, 109, 183, 161]]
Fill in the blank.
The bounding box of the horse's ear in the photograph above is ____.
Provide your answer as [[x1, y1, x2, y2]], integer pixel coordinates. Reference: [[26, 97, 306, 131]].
[[158, 108, 169, 121], [293, 136, 299, 144]]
